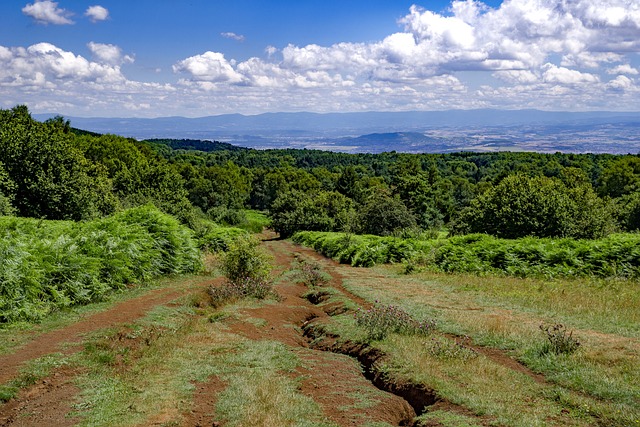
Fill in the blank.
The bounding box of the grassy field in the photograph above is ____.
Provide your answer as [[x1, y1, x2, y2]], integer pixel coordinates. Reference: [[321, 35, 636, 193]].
[[1, 234, 637, 426], [306, 257, 640, 427]]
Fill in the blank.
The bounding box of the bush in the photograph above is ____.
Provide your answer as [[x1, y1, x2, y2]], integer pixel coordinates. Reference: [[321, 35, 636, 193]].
[[209, 235, 275, 307], [190, 218, 248, 252], [219, 235, 272, 285], [293, 230, 640, 279], [539, 323, 580, 355]]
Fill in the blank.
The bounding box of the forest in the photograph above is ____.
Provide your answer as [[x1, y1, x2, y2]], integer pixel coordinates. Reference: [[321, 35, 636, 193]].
[[2, 105, 640, 238]]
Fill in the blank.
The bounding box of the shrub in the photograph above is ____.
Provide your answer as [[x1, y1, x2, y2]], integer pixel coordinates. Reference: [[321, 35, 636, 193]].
[[190, 218, 248, 252], [294, 230, 640, 279], [354, 302, 436, 341], [219, 235, 272, 285]]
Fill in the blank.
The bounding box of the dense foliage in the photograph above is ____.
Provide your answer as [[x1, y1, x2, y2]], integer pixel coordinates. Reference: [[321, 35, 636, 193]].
[[0, 206, 202, 323], [147, 135, 640, 239], [293, 231, 640, 279], [2, 106, 640, 239], [452, 174, 615, 239]]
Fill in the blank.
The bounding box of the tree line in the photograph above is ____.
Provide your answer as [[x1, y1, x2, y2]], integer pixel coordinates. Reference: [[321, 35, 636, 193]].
[[1, 105, 639, 240]]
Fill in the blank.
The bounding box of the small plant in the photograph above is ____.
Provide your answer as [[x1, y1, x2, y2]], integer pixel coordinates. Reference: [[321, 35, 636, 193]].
[[208, 277, 276, 308], [539, 323, 581, 355], [425, 336, 478, 360], [208, 277, 275, 308], [354, 302, 436, 341], [296, 259, 329, 287]]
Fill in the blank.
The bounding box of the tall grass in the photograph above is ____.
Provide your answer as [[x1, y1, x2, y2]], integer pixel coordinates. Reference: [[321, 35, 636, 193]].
[[293, 231, 640, 279], [0, 205, 202, 323]]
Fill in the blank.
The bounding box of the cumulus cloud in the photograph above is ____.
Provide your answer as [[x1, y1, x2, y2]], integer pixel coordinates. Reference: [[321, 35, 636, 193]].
[[221, 32, 245, 42], [22, 1, 73, 25], [542, 64, 600, 84], [87, 42, 134, 65], [608, 64, 639, 75], [172, 51, 244, 83], [0, 42, 126, 87], [176, 0, 640, 94], [8, 1, 640, 116], [85, 5, 109, 22], [607, 75, 635, 91]]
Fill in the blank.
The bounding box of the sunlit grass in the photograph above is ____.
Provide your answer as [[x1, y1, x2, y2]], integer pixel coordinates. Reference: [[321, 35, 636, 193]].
[[320, 263, 640, 427]]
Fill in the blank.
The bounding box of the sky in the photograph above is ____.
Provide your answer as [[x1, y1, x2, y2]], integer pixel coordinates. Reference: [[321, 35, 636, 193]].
[[1, 0, 640, 117]]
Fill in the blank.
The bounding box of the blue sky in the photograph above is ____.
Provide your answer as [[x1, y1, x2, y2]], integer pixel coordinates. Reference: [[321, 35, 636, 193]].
[[1, 0, 639, 117]]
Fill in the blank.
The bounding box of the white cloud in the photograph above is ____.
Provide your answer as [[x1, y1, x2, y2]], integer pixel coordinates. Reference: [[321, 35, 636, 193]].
[[85, 5, 109, 22], [172, 51, 244, 83], [87, 42, 133, 65], [493, 70, 539, 84], [0, 43, 126, 86], [542, 64, 600, 84], [265, 46, 277, 58], [22, 1, 73, 25], [8, 1, 640, 116], [607, 75, 635, 91], [221, 32, 245, 42], [608, 64, 639, 75]]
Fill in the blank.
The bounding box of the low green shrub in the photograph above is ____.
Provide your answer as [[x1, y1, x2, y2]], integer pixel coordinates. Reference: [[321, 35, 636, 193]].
[[209, 235, 275, 307], [293, 231, 640, 279], [219, 235, 272, 285], [0, 205, 202, 323], [192, 218, 248, 252]]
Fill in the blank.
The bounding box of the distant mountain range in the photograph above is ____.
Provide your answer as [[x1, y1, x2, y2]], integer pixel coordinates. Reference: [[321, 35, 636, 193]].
[[34, 109, 640, 154]]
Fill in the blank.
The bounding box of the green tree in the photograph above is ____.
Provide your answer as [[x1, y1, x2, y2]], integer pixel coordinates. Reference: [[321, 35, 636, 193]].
[[598, 157, 640, 198], [0, 106, 117, 220], [269, 190, 354, 238], [356, 187, 417, 236], [453, 174, 614, 239]]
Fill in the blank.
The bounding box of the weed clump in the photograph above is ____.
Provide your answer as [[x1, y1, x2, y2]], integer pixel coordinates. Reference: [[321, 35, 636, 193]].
[[208, 277, 275, 308], [355, 302, 436, 341], [295, 258, 329, 287], [539, 323, 581, 355], [425, 336, 478, 360]]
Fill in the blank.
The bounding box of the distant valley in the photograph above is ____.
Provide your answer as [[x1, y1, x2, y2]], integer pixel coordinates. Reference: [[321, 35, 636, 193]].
[[35, 109, 640, 154]]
